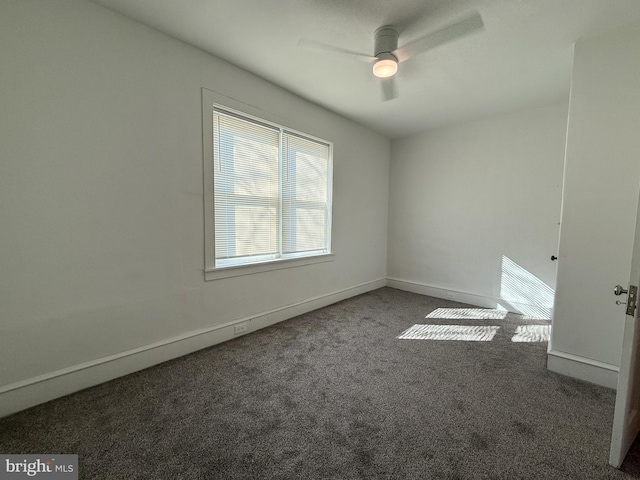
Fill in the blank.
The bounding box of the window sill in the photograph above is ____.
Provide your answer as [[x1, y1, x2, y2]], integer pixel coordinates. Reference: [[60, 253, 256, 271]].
[[204, 253, 335, 281]]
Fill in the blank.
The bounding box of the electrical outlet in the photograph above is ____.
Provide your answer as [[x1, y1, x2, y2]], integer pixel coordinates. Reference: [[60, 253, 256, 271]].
[[234, 322, 248, 335]]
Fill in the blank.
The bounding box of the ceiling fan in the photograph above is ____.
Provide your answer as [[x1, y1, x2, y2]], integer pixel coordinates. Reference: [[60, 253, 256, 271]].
[[298, 12, 484, 101]]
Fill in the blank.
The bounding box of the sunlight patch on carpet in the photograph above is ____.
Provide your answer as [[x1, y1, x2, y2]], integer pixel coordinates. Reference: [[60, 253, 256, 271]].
[[398, 324, 500, 341], [511, 325, 551, 343], [426, 308, 508, 320], [521, 315, 552, 322]]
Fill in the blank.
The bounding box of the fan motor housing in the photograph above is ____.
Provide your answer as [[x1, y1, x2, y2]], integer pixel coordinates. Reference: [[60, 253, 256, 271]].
[[374, 26, 399, 57]]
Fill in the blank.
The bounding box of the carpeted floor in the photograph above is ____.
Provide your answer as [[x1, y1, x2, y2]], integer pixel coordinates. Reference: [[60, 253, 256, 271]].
[[1, 287, 640, 479]]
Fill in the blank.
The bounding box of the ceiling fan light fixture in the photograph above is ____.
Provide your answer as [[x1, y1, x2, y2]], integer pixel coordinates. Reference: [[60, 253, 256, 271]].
[[373, 53, 398, 78]]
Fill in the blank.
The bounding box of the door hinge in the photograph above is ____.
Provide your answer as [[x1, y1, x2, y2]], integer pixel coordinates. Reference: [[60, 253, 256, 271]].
[[627, 285, 638, 317]]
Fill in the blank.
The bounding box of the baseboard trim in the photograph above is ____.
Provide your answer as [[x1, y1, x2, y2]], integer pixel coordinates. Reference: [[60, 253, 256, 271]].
[[386, 277, 552, 318], [547, 349, 619, 389], [386, 277, 496, 307], [0, 278, 386, 418]]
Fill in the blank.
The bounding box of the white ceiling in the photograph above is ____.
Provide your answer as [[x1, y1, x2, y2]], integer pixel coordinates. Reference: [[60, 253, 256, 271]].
[[90, 0, 640, 139]]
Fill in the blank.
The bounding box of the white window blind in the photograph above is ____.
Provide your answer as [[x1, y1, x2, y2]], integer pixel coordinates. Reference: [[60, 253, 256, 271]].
[[282, 133, 330, 255], [212, 107, 332, 269]]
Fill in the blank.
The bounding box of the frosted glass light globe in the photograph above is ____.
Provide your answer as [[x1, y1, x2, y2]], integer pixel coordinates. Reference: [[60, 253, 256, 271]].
[[373, 55, 398, 78]]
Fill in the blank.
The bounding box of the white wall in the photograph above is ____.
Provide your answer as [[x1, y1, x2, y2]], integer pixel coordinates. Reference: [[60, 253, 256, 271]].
[[549, 20, 640, 389], [0, 0, 389, 415], [387, 102, 568, 317]]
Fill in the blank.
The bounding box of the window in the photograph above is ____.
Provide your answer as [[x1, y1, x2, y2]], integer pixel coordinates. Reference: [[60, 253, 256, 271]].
[[202, 90, 333, 279]]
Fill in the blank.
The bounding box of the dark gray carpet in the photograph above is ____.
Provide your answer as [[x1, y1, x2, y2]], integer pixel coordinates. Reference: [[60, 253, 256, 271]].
[[1, 287, 640, 479]]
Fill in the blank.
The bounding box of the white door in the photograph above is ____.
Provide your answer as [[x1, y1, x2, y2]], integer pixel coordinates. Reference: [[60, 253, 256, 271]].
[[610, 193, 640, 468]]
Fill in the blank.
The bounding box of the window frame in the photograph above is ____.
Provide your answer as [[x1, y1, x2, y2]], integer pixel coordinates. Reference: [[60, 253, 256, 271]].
[[202, 88, 334, 281]]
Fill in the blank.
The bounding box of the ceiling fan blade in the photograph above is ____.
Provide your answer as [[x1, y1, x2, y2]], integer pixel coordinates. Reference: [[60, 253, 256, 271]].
[[393, 12, 483, 63], [297, 39, 376, 62], [381, 77, 398, 102]]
